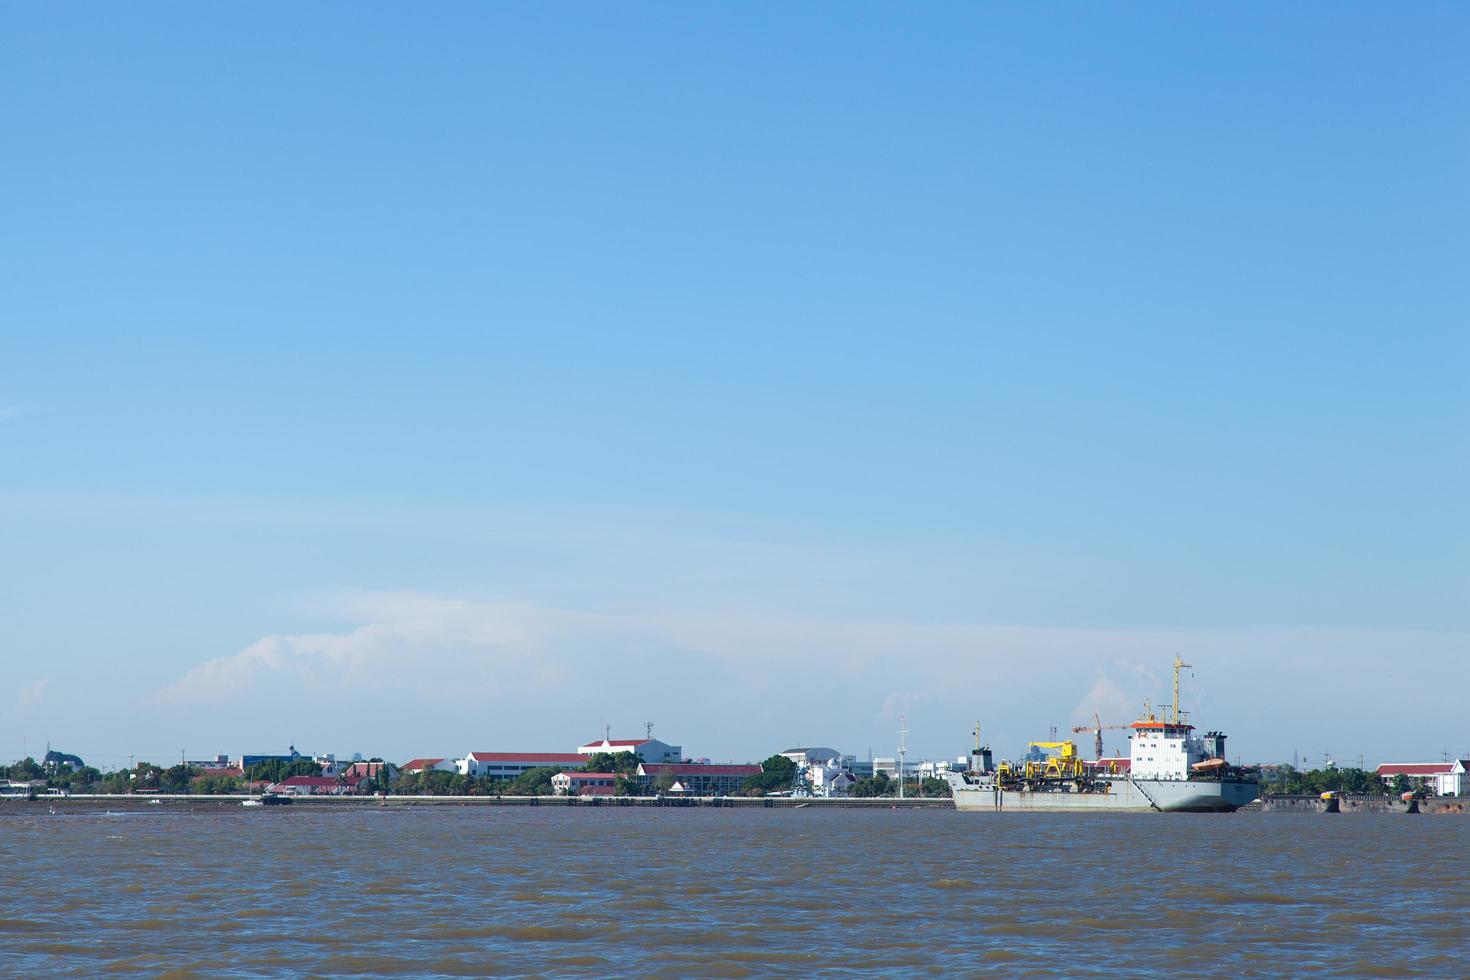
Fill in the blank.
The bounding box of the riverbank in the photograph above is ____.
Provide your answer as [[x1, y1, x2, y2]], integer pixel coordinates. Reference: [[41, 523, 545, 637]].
[[1, 793, 954, 811], [10, 793, 1469, 814]]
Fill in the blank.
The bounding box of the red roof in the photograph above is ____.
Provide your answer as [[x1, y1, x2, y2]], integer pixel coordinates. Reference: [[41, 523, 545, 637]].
[[639, 764, 761, 777], [468, 752, 586, 764], [556, 772, 620, 780], [275, 775, 362, 788], [1084, 758, 1131, 772], [1377, 762, 1457, 776], [402, 758, 446, 770]]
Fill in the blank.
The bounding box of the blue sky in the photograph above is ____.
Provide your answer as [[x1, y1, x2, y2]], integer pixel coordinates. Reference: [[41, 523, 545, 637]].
[[2, 5, 1466, 769]]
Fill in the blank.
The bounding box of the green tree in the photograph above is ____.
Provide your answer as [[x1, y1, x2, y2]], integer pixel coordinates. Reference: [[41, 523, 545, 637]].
[[919, 776, 952, 798], [582, 752, 640, 775], [740, 755, 797, 796], [161, 764, 194, 793], [62, 766, 102, 792], [3, 757, 43, 781], [509, 767, 556, 796], [132, 763, 163, 790], [192, 773, 243, 794], [851, 772, 893, 798]]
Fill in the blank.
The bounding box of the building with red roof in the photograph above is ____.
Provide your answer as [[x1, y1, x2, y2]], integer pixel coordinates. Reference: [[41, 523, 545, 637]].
[[401, 758, 455, 774], [576, 736, 681, 763], [459, 752, 588, 780], [551, 772, 619, 796], [340, 761, 396, 782], [1084, 757, 1131, 774], [269, 775, 364, 796], [1376, 761, 1467, 797]]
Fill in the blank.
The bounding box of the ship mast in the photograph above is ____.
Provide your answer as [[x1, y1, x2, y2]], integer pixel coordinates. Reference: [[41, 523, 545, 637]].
[[1171, 654, 1192, 725]]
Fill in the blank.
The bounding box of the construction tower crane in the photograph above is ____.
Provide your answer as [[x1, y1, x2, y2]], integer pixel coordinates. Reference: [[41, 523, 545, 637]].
[[1072, 712, 1131, 760]]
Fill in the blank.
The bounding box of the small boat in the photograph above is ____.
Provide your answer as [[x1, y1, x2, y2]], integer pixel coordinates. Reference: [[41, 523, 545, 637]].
[[241, 798, 264, 807], [1191, 758, 1227, 772]]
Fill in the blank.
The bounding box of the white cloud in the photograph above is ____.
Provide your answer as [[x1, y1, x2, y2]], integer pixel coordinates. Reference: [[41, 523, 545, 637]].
[[152, 590, 1470, 764], [17, 678, 48, 710], [156, 595, 598, 704]]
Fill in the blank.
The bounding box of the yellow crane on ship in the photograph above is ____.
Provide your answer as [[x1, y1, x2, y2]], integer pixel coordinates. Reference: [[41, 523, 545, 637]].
[[1022, 740, 1086, 781]]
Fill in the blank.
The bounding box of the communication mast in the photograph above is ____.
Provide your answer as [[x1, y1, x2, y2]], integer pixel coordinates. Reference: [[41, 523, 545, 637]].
[[1171, 655, 1193, 724], [893, 717, 905, 799]]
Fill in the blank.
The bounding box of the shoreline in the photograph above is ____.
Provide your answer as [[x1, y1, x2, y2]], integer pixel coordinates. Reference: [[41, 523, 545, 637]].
[[7, 794, 1469, 814], [2, 793, 953, 811]]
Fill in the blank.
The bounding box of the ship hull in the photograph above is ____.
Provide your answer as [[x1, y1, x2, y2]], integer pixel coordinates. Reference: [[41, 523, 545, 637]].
[[947, 776, 1258, 813]]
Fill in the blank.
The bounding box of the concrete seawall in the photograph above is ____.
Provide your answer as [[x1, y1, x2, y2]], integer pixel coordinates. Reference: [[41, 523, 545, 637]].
[[2, 793, 955, 811], [1257, 795, 1470, 815]]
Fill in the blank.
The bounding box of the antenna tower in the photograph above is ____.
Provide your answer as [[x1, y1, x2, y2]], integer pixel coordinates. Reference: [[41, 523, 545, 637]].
[[1171, 655, 1193, 724], [897, 715, 909, 800]]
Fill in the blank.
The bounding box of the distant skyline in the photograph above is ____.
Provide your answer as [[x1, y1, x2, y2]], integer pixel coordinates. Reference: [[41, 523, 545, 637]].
[[2, 5, 1466, 768]]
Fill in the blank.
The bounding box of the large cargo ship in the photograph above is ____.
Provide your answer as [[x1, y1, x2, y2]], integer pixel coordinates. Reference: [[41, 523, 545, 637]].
[[944, 658, 1258, 812]]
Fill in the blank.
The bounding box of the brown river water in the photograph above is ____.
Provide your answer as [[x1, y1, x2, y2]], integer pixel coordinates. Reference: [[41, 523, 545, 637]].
[[2, 805, 1465, 977]]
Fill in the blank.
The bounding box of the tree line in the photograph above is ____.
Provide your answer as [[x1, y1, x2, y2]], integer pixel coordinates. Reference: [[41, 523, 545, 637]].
[[1259, 765, 1409, 797], [4, 752, 954, 797]]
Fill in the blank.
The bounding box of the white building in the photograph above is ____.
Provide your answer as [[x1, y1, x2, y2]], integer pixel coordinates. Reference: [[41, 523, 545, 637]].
[[805, 762, 856, 798], [1377, 761, 1469, 796], [780, 747, 847, 767], [459, 752, 587, 779], [576, 738, 681, 763]]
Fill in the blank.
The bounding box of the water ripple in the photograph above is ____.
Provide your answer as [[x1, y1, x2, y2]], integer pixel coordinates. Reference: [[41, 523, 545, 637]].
[[3, 807, 1468, 976]]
